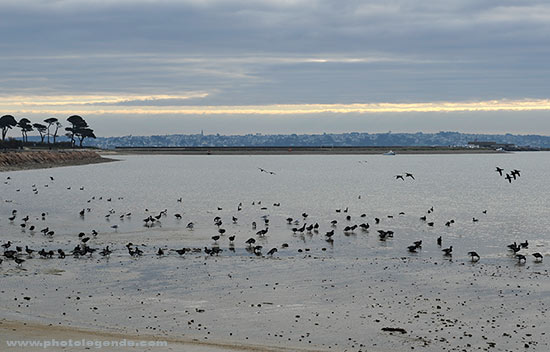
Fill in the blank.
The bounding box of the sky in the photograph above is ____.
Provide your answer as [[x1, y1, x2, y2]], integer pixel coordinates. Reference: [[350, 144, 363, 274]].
[[1, 0, 550, 136]]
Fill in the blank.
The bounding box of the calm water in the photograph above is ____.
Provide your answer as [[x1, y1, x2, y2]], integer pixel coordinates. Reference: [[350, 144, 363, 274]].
[[1, 152, 549, 259], [1, 152, 549, 352]]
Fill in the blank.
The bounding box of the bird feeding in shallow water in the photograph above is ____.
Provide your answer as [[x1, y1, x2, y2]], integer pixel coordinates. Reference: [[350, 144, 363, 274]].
[[468, 251, 480, 261]]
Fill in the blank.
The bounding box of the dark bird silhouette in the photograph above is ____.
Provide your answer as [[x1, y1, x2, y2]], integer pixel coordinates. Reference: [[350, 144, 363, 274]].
[[157, 248, 164, 256], [14, 257, 25, 266], [212, 235, 220, 242], [256, 228, 269, 236], [395, 175, 404, 180], [437, 236, 442, 246], [245, 238, 256, 246], [532, 253, 543, 262], [405, 173, 415, 180], [228, 235, 235, 243], [516, 254, 526, 263], [4, 250, 17, 259], [25, 246, 35, 256], [267, 248, 278, 256], [468, 251, 480, 261], [505, 174, 513, 183], [57, 249, 66, 259], [507, 242, 521, 253], [173, 248, 187, 256], [442, 246, 453, 256], [2, 241, 12, 249], [495, 167, 504, 176]]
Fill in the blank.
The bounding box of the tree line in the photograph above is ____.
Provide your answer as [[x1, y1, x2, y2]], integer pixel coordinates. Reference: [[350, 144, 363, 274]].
[[0, 115, 96, 148]]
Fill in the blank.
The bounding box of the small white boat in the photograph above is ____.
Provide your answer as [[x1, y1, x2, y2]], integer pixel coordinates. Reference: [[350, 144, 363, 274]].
[[383, 150, 396, 156]]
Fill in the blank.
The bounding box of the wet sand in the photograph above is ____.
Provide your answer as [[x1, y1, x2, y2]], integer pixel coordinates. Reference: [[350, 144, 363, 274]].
[[0, 319, 310, 352], [2, 251, 548, 352]]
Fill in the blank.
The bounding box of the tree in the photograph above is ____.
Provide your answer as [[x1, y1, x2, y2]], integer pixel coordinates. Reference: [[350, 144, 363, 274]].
[[75, 127, 96, 147], [17, 118, 33, 142], [0, 115, 18, 141], [44, 117, 58, 144], [53, 121, 62, 143], [33, 123, 48, 143], [66, 115, 88, 147]]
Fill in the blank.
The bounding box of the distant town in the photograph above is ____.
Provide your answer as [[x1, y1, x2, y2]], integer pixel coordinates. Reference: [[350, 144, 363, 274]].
[[84, 131, 550, 150]]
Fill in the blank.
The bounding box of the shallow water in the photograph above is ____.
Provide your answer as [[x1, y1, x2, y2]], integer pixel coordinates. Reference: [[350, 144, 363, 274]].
[[1, 153, 549, 351]]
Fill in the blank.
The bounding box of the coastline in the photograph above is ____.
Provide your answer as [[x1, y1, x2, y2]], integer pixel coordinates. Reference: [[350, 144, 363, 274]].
[[113, 146, 512, 155], [0, 150, 116, 172], [0, 319, 317, 352]]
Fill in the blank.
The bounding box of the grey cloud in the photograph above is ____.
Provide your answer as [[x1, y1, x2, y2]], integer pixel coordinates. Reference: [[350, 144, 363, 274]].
[[1, 0, 550, 134]]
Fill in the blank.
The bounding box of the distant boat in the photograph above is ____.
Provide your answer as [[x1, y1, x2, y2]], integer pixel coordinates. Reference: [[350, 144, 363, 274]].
[[383, 150, 396, 155]]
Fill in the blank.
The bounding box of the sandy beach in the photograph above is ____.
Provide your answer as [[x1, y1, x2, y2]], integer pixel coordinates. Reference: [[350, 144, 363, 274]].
[[0, 319, 313, 352]]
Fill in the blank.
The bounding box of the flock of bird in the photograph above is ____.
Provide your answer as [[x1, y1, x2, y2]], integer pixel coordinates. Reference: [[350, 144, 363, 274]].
[[495, 166, 521, 183], [395, 172, 415, 180], [0, 164, 544, 269]]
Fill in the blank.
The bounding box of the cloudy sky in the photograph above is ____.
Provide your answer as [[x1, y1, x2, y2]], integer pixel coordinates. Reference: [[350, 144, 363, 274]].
[[1, 0, 550, 136]]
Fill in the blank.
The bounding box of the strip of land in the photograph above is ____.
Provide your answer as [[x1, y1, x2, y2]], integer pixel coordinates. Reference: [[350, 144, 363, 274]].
[[114, 146, 508, 155], [0, 150, 116, 172]]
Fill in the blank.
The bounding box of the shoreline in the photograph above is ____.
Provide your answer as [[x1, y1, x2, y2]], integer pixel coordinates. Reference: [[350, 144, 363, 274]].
[[113, 146, 515, 155], [0, 150, 116, 172], [0, 319, 318, 352]]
